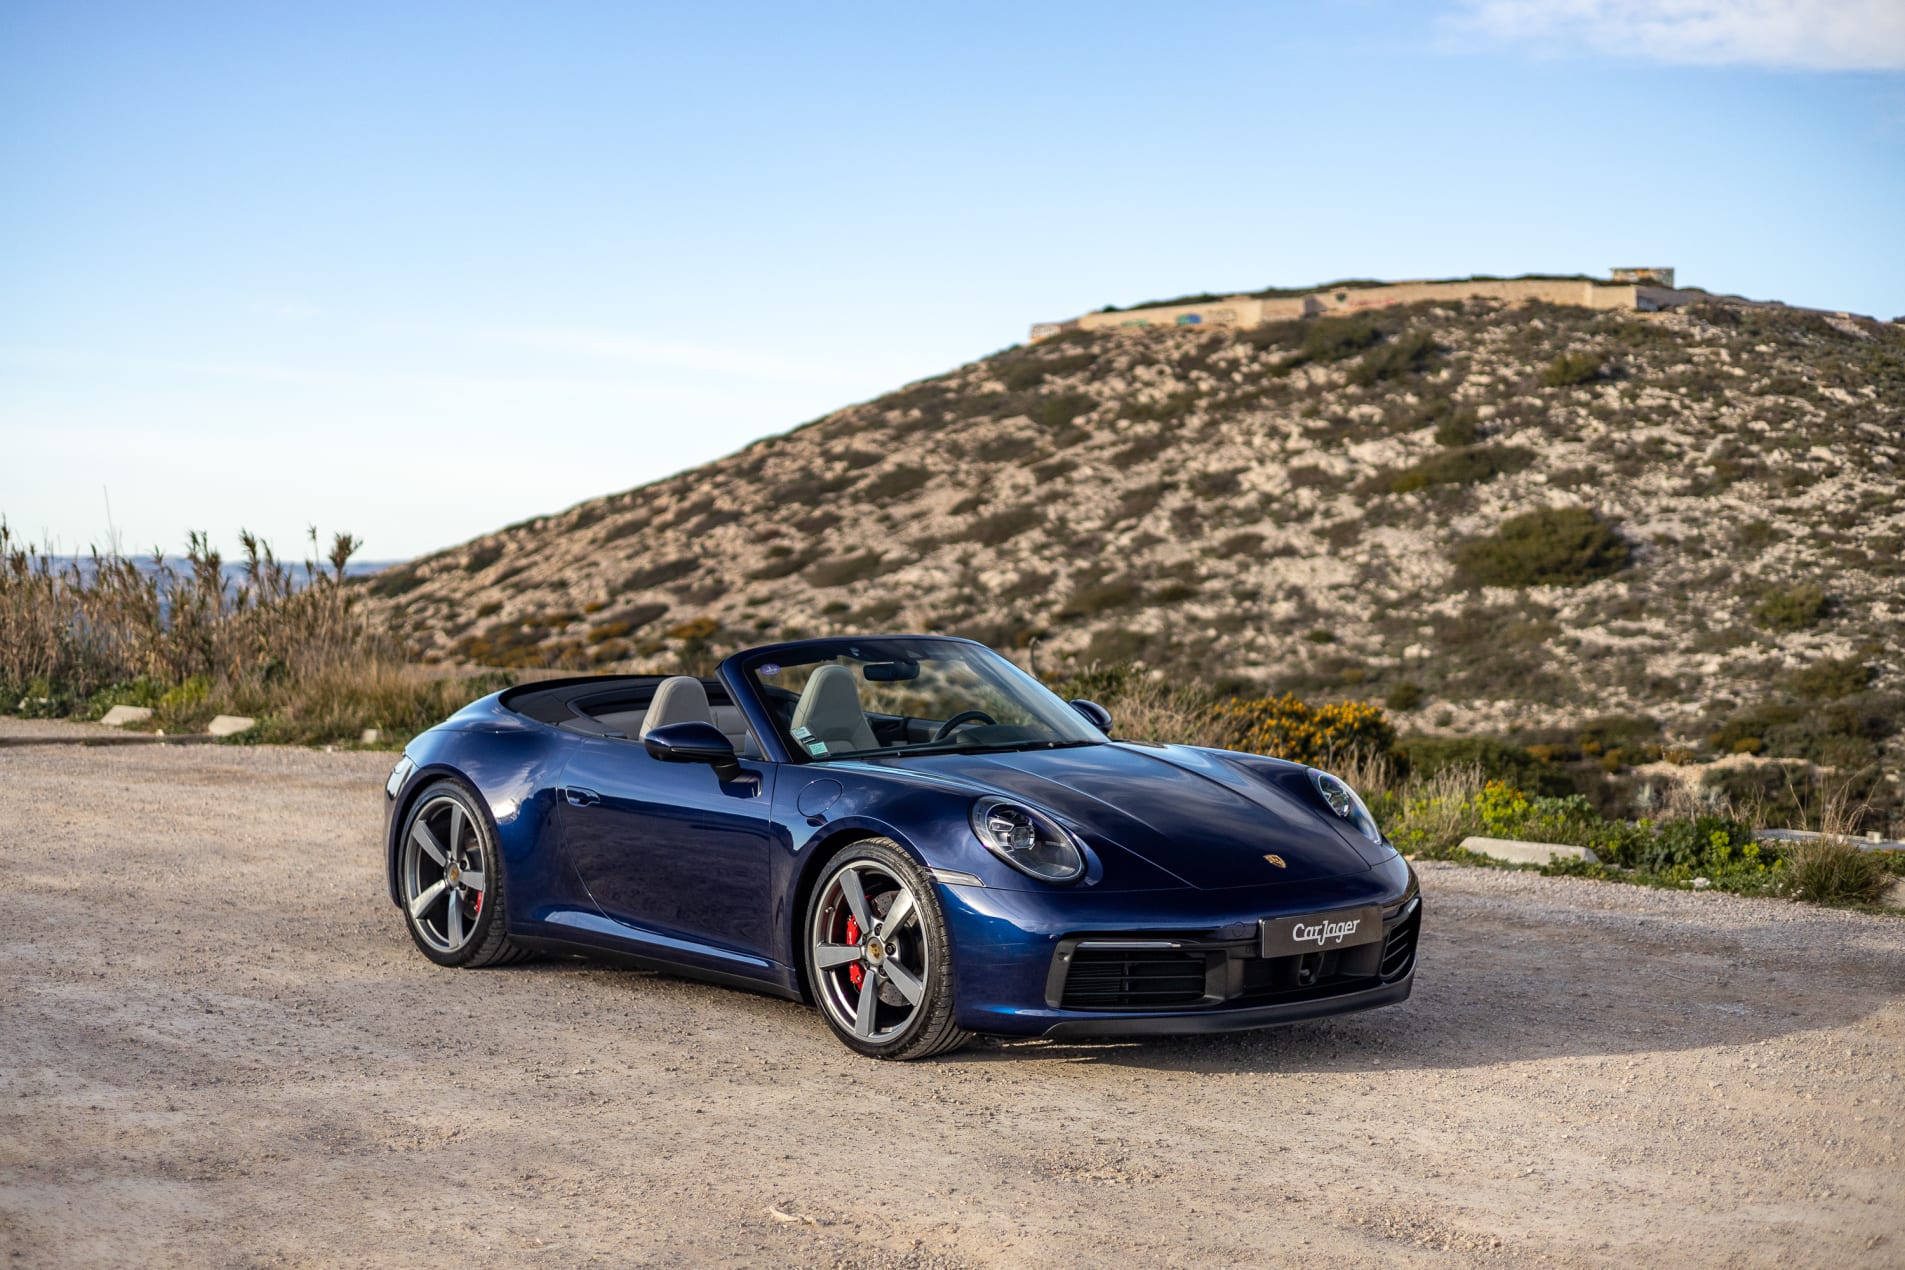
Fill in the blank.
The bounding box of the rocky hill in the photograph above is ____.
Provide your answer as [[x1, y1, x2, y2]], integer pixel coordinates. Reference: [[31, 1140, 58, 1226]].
[[365, 295, 1905, 763]]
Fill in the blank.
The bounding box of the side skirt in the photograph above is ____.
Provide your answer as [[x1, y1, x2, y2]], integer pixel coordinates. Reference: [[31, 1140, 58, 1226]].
[[511, 933, 805, 1002]]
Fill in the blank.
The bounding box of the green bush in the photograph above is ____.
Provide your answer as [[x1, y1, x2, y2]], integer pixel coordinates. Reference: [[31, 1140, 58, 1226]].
[[1403, 736, 1570, 796], [1433, 407, 1481, 448], [1032, 392, 1095, 431], [1787, 657, 1873, 701], [1348, 330, 1438, 386], [1385, 681, 1424, 711], [1752, 584, 1829, 631], [1541, 350, 1605, 387], [1385, 445, 1534, 494], [1299, 316, 1381, 363], [1453, 507, 1631, 587], [1779, 837, 1888, 905]]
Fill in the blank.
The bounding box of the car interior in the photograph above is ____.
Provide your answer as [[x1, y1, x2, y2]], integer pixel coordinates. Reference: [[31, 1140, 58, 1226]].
[[501, 676, 763, 757], [500, 671, 953, 761]]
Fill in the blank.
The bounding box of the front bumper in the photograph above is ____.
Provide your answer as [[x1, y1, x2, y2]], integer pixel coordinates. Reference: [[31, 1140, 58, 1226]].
[[939, 857, 1421, 1038], [1041, 974, 1413, 1038]]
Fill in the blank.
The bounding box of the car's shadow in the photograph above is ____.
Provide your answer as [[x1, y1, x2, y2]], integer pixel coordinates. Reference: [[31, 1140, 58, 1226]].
[[504, 896, 1905, 1074], [942, 912, 1905, 1072]]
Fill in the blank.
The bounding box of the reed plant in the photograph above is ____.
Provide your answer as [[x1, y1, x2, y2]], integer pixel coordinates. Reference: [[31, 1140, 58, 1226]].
[[0, 522, 504, 745]]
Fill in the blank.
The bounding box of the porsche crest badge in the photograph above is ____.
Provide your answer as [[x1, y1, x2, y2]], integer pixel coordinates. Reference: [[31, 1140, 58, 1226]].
[[1263, 853, 1287, 868]]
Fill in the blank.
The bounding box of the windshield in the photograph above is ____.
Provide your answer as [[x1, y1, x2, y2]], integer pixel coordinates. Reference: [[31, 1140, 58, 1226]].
[[738, 637, 1104, 762]]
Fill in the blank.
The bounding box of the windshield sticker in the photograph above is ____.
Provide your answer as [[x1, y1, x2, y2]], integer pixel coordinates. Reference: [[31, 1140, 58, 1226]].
[[759, 662, 780, 677], [791, 725, 813, 740]]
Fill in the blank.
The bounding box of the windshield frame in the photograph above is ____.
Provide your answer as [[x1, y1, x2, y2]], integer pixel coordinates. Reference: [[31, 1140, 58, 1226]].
[[717, 634, 1105, 766]]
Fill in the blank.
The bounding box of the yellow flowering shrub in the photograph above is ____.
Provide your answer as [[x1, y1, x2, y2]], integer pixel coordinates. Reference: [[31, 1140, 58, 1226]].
[[1208, 693, 1398, 768]]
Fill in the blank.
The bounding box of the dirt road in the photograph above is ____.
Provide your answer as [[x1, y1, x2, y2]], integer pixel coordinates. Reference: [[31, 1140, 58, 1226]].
[[2, 729, 1901, 1267]]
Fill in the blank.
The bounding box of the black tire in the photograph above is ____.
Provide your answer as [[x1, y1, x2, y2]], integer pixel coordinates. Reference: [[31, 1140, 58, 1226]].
[[397, 779, 532, 968], [803, 838, 970, 1061]]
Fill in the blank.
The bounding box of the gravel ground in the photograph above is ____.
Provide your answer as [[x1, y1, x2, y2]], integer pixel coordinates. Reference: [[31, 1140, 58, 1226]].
[[1, 731, 1901, 1267]]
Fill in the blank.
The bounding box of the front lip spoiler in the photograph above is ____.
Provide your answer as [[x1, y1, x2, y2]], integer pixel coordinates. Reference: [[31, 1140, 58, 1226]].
[[1037, 971, 1413, 1038]]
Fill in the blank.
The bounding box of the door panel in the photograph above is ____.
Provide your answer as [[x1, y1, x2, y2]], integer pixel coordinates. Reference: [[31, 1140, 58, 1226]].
[[557, 737, 777, 961]]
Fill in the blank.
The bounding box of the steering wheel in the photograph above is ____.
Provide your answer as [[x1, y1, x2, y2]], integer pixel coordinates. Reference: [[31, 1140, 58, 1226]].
[[933, 710, 997, 740]]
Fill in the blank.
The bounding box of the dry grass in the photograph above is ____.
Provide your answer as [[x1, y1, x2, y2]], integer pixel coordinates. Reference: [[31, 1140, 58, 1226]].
[[1100, 676, 1225, 748], [0, 523, 509, 746]]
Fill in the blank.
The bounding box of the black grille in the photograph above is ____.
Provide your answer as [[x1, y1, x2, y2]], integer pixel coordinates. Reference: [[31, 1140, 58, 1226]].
[[1060, 949, 1208, 1010], [1232, 946, 1371, 1006], [1051, 897, 1421, 1014], [1380, 905, 1420, 981]]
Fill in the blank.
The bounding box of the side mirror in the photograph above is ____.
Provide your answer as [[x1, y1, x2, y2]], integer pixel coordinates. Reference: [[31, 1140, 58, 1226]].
[[1069, 699, 1112, 732], [644, 721, 741, 780]]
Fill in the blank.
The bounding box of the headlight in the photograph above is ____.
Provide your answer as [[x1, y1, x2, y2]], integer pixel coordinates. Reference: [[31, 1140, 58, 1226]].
[[970, 797, 1085, 882], [1309, 769, 1384, 844]]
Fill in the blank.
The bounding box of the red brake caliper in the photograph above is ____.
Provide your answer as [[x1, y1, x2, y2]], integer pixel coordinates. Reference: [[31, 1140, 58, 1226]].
[[845, 915, 864, 988]]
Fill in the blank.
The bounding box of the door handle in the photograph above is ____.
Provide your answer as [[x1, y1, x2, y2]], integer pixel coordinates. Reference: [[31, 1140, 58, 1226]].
[[564, 787, 601, 807]]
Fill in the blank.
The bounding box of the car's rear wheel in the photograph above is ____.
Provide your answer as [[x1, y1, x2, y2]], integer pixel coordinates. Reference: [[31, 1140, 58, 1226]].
[[398, 780, 529, 968], [805, 839, 969, 1060]]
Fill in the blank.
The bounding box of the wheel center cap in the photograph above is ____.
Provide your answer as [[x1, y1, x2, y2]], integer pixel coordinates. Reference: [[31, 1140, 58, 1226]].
[[864, 938, 886, 964], [447, 864, 462, 884]]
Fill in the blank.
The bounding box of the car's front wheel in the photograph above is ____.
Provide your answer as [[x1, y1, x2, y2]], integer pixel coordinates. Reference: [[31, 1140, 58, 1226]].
[[398, 779, 529, 968], [805, 839, 969, 1060]]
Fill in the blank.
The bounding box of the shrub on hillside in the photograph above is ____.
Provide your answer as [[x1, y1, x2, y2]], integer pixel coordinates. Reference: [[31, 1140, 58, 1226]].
[[1209, 694, 1398, 768], [804, 551, 888, 589], [1541, 350, 1605, 387], [1385, 681, 1424, 711], [1056, 577, 1143, 620], [1752, 583, 1830, 631], [1452, 507, 1631, 587], [1787, 657, 1873, 701], [1348, 330, 1438, 386], [1432, 406, 1482, 448], [1032, 392, 1095, 431], [1383, 445, 1533, 494], [1402, 735, 1569, 796], [621, 556, 700, 592], [1299, 316, 1382, 364], [859, 465, 931, 502]]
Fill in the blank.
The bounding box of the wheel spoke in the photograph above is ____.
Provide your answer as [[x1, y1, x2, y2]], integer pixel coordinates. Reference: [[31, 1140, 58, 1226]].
[[813, 943, 860, 970], [447, 803, 465, 856], [882, 959, 924, 1005], [459, 869, 485, 893], [411, 821, 448, 867], [447, 893, 465, 946], [409, 878, 447, 919], [837, 868, 873, 931], [853, 972, 880, 1036], [877, 888, 915, 939]]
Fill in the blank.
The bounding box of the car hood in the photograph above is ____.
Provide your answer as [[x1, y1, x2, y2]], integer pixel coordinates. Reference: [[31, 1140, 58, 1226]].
[[869, 742, 1384, 890]]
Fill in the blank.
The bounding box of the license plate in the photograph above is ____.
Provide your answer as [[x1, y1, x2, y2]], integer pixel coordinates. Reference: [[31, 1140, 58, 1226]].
[[1261, 906, 1383, 958]]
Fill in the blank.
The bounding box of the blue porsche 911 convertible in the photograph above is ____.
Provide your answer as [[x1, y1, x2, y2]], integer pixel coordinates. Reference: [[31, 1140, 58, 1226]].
[[383, 634, 1420, 1059]]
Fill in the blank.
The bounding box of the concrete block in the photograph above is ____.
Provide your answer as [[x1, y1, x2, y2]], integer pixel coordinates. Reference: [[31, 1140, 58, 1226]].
[[207, 715, 256, 737], [359, 728, 382, 746], [99, 705, 153, 727], [1460, 836, 1599, 866]]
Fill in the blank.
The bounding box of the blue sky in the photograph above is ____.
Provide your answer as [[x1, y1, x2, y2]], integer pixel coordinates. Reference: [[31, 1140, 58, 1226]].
[[3, 1, 1901, 560]]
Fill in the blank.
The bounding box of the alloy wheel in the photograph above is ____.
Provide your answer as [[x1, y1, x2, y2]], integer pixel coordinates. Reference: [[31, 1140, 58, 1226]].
[[810, 862, 928, 1042], [402, 795, 488, 955]]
